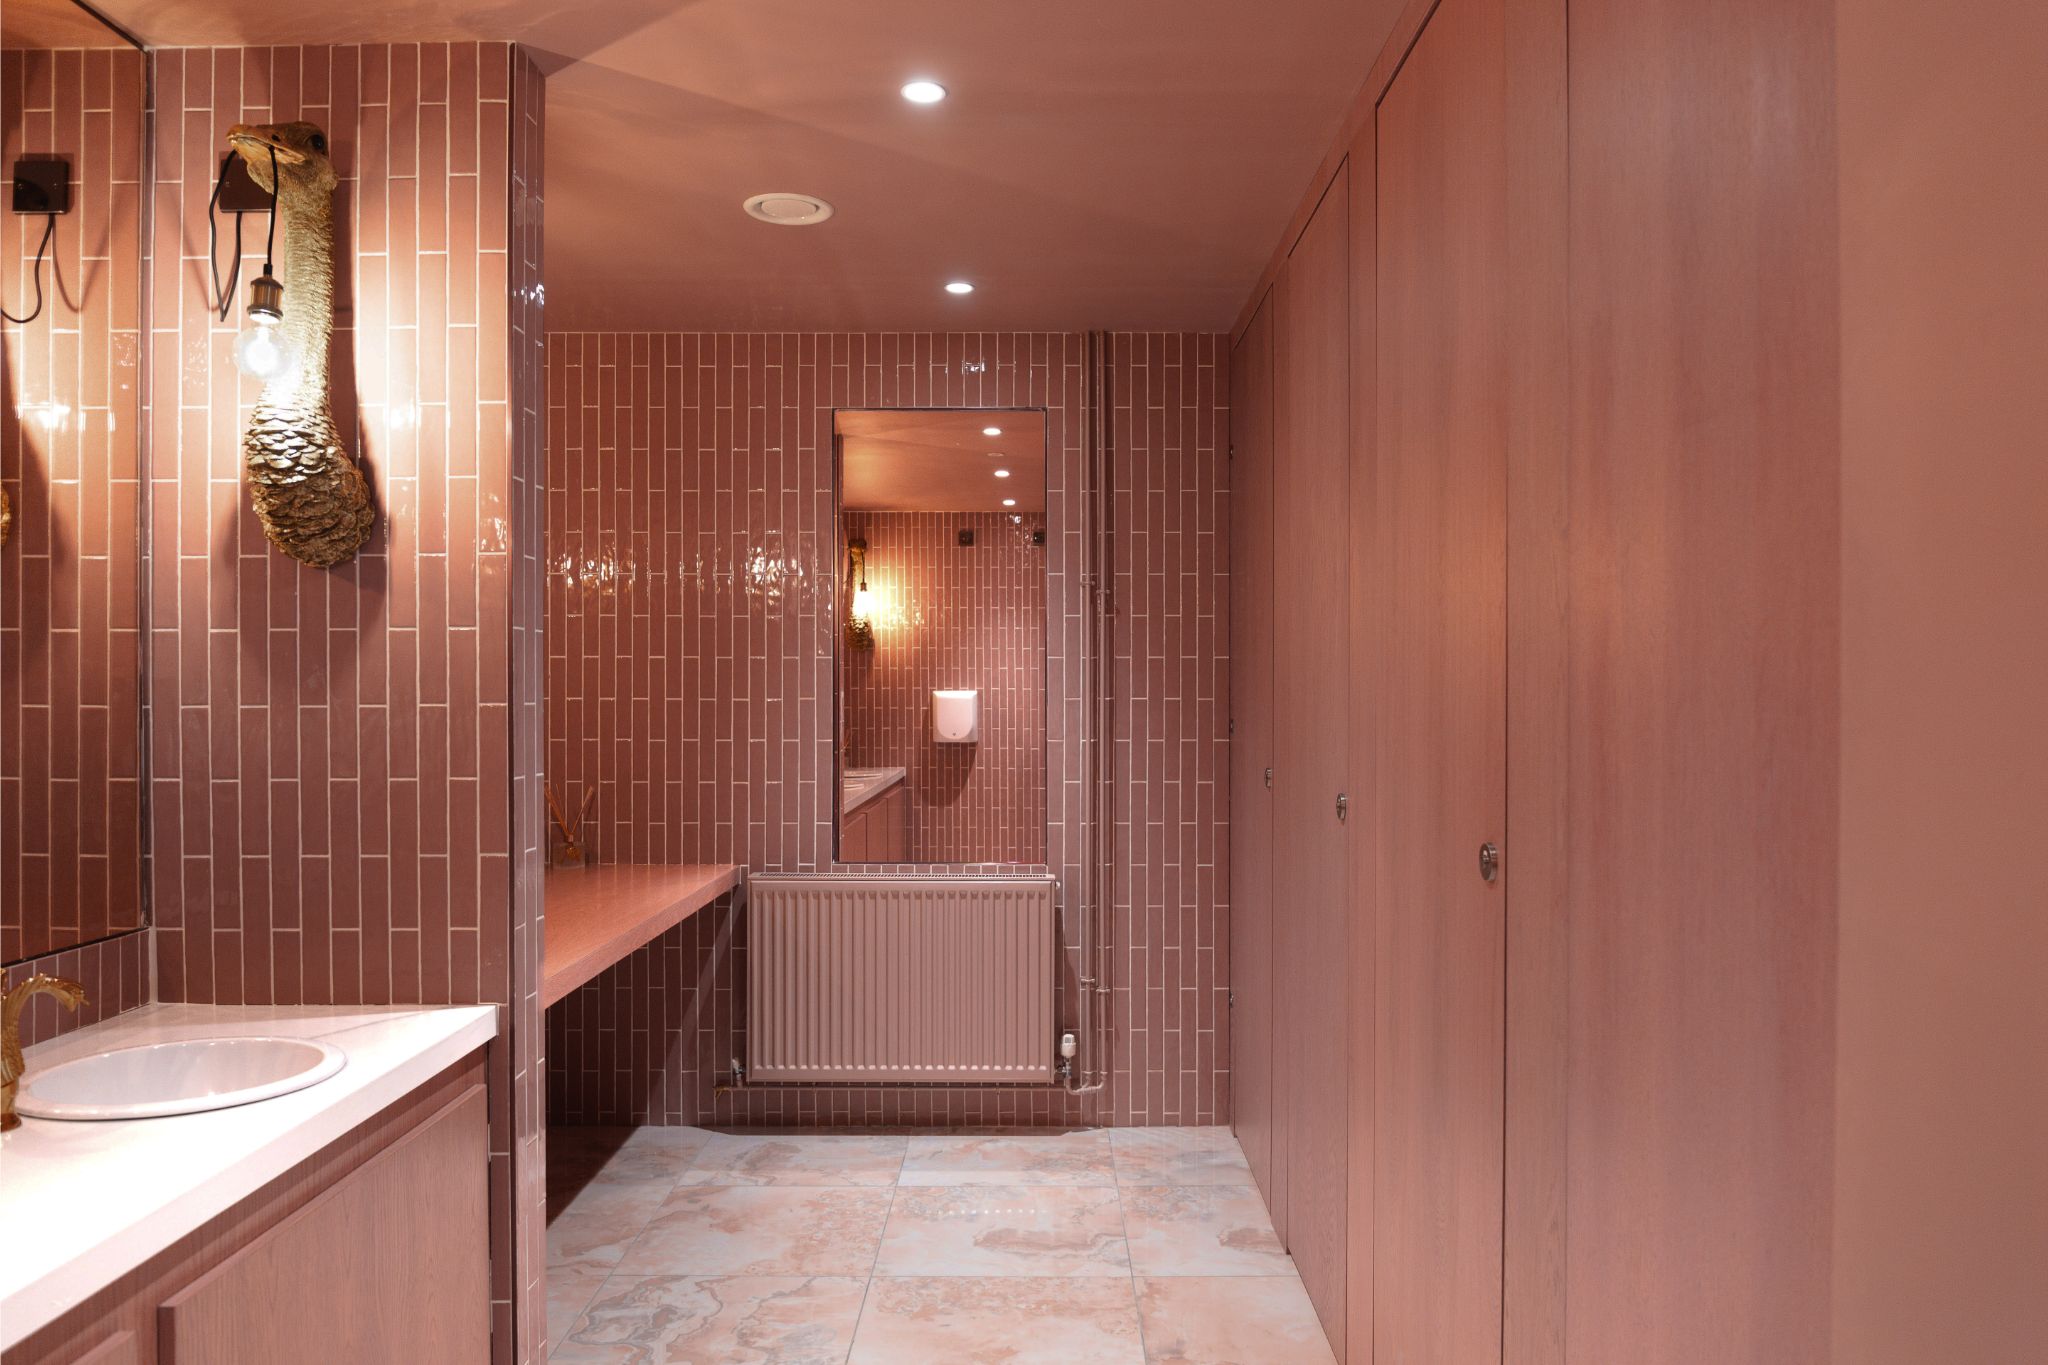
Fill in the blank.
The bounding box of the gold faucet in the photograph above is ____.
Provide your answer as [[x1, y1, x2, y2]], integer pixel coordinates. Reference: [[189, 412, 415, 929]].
[[1, 973, 88, 1133]]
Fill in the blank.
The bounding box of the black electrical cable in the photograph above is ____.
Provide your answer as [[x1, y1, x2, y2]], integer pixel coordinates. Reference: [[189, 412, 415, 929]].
[[208, 145, 282, 323], [262, 145, 279, 275], [207, 151, 244, 322], [1, 212, 56, 325]]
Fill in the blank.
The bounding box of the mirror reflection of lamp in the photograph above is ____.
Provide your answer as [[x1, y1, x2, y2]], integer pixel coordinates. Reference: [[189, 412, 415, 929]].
[[846, 537, 876, 651]]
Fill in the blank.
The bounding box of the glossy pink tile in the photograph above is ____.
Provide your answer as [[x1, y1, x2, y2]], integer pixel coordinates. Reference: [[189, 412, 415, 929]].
[[542, 333, 1232, 1131]]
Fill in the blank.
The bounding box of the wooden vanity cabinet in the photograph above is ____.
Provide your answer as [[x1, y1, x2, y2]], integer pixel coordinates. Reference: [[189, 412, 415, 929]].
[[9, 1052, 490, 1365], [841, 783, 907, 863]]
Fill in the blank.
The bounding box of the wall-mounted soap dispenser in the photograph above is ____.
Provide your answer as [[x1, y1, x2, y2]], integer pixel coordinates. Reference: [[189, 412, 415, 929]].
[[933, 689, 979, 744]]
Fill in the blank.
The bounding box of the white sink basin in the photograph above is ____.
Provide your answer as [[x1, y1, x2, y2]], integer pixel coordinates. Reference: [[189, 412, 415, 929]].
[[16, 1037, 346, 1121]]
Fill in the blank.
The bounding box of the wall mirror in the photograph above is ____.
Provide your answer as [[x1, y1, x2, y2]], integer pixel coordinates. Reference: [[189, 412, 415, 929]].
[[834, 409, 1049, 866], [1, 0, 149, 966]]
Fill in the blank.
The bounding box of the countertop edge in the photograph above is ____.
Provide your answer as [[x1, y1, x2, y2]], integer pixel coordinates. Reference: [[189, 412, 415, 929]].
[[0, 1004, 498, 1351]]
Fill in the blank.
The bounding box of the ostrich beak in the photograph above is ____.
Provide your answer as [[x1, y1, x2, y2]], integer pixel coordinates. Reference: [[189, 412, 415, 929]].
[[227, 124, 309, 166]]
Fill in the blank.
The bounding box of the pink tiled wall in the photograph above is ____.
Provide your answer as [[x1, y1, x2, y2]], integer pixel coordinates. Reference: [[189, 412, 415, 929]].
[[7, 932, 148, 1049], [544, 332, 1230, 1129], [143, 44, 547, 1364], [2, 44, 147, 970], [842, 509, 1048, 864]]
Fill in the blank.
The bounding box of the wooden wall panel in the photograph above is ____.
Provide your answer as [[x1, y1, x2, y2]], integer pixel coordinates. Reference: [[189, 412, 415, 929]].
[[1341, 122, 1379, 1365], [1273, 167, 1352, 1356], [1501, 0, 1571, 1358], [1833, 0, 2048, 1357], [1227, 294, 1279, 1215], [1371, 0, 1510, 1358], [1564, 0, 1840, 1357]]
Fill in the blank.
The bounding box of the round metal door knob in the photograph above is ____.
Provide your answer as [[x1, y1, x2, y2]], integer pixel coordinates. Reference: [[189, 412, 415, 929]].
[[1479, 842, 1501, 883]]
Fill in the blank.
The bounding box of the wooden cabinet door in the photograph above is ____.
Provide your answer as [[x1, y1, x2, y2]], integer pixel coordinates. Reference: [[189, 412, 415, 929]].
[[841, 805, 869, 862], [1273, 164, 1353, 1356], [158, 1086, 490, 1364], [1372, 0, 1511, 1357], [1228, 291, 1279, 1216], [873, 788, 907, 862]]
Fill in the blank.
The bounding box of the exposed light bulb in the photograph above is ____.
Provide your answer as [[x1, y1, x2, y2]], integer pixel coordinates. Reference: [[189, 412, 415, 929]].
[[235, 321, 296, 382], [851, 582, 873, 620], [234, 270, 297, 383]]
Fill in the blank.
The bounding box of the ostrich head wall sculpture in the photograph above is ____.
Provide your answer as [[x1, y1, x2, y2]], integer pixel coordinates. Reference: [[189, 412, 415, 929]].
[[226, 121, 375, 568]]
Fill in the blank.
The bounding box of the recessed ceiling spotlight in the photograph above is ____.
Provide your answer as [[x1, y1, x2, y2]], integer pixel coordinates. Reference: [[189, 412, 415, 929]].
[[742, 192, 834, 226], [1002, 498, 1017, 507], [901, 80, 948, 104], [993, 469, 1011, 478], [982, 426, 1002, 436], [944, 280, 975, 295]]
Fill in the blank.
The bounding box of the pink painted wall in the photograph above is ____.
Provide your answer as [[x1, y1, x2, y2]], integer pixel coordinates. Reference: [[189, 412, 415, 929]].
[[1833, 0, 2048, 1355], [543, 332, 1230, 1128], [842, 509, 1047, 864], [141, 44, 549, 1362], [2, 43, 147, 971]]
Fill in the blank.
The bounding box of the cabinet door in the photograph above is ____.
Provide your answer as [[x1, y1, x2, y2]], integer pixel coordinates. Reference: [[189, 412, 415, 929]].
[[1273, 163, 1352, 1356], [841, 806, 870, 862], [158, 1086, 490, 1364], [1228, 291, 1279, 1216], [873, 788, 907, 862], [1372, 0, 1511, 1356]]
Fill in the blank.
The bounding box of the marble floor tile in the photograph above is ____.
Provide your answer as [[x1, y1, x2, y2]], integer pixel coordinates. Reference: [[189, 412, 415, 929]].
[[679, 1132, 908, 1186], [544, 1263, 612, 1355], [550, 1126, 712, 1192], [899, 1130, 1116, 1186], [550, 1274, 867, 1364], [548, 1177, 676, 1271], [849, 1276, 1147, 1364], [1136, 1276, 1338, 1363], [615, 1185, 894, 1277], [1110, 1127, 1255, 1187], [876, 1185, 1130, 1277], [1119, 1186, 1296, 1277]]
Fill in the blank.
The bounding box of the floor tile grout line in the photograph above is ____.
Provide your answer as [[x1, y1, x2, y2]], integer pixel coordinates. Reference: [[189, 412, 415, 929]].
[[1117, 1174, 1151, 1364]]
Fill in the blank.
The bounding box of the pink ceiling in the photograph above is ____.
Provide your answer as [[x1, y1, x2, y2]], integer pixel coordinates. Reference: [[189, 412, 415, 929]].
[[840, 409, 1047, 514], [3, 0, 138, 48], [81, 0, 1408, 331]]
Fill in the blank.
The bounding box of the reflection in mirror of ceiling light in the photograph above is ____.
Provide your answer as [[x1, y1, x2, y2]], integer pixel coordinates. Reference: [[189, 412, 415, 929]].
[[993, 469, 1011, 478], [1003, 498, 1017, 507], [944, 281, 974, 295], [901, 80, 948, 104], [982, 426, 1002, 436]]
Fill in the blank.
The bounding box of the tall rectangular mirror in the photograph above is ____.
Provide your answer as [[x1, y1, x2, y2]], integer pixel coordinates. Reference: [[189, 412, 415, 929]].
[[1, 0, 148, 965], [834, 409, 1048, 866]]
